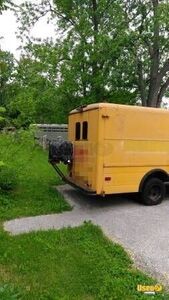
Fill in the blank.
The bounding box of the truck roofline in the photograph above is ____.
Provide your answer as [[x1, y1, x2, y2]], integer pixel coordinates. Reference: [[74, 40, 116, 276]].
[[69, 102, 169, 115]]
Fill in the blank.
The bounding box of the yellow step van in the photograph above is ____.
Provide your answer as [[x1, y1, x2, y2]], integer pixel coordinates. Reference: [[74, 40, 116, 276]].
[[49, 103, 169, 205]]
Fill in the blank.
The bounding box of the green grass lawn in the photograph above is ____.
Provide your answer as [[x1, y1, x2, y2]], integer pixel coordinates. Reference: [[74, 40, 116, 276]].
[[0, 222, 167, 300], [0, 131, 70, 220]]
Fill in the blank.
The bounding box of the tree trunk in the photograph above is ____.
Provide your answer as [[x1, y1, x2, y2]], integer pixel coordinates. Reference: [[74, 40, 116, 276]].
[[147, 0, 160, 107], [91, 0, 102, 100], [137, 60, 147, 106]]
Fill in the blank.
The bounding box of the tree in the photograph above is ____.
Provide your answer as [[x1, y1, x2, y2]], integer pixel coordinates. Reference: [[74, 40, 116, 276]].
[[0, 106, 6, 129], [17, 0, 169, 110], [0, 0, 4, 9], [0, 0, 12, 11], [124, 0, 169, 107], [8, 55, 62, 127], [17, 0, 137, 111], [0, 50, 15, 106]]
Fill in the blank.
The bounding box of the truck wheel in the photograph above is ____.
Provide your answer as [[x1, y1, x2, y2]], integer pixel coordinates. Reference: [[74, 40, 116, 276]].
[[141, 178, 165, 205]]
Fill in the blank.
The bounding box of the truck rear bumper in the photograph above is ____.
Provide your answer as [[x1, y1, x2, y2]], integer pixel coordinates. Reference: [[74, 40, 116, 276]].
[[49, 161, 96, 195], [64, 176, 96, 195]]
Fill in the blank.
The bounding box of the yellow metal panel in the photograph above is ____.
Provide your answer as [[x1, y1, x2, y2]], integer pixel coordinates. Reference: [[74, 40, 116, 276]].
[[103, 166, 169, 194]]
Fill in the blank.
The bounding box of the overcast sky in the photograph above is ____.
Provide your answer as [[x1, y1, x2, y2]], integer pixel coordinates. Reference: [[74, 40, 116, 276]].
[[0, 0, 55, 58]]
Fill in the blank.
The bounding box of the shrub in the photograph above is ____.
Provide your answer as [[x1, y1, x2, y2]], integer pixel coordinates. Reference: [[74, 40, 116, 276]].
[[0, 116, 5, 130], [0, 164, 17, 191], [0, 107, 6, 130], [0, 284, 21, 300]]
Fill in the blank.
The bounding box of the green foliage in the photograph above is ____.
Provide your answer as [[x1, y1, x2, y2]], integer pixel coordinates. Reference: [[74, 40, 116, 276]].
[[0, 0, 4, 10], [0, 107, 6, 114], [121, 0, 169, 106], [0, 161, 4, 167], [6, 55, 61, 127], [0, 106, 6, 129], [0, 223, 167, 299], [0, 284, 21, 300], [0, 164, 17, 191], [0, 50, 15, 106], [0, 0, 11, 11], [0, 116, 5, 129]]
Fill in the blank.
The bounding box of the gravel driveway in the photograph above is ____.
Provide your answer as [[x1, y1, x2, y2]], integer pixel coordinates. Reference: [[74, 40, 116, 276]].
[[4, 184, 169, 285]]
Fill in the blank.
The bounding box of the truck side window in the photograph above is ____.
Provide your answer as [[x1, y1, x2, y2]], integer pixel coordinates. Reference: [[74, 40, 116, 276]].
[[75, 122, 81, 140], [82, 121, 88, 140]]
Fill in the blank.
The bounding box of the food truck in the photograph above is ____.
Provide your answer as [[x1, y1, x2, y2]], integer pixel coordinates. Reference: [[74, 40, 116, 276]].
[[49, 103, 169, 205]]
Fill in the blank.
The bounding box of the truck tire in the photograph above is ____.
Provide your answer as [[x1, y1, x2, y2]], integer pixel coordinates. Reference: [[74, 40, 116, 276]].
[[141, 177, 165, 205]]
